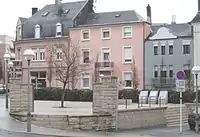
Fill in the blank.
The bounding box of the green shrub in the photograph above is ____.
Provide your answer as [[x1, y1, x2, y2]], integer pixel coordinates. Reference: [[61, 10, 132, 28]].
[[33, 88, 200, 103]]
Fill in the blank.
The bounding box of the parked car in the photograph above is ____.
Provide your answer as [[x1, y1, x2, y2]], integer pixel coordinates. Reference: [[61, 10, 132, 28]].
[[188, 107, 200, 130], [0, 84, 6, 94]]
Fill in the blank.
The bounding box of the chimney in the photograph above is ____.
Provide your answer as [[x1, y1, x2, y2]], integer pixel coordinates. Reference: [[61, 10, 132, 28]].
[[198, 0, 200, 12], [55, 0, 62, 6], [171, 15, 176, 24], [32, 8, 38, 15], [146, 4, 152, 24]]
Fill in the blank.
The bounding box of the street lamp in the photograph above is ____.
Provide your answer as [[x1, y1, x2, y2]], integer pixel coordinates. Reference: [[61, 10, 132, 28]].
[[3, 53, 10, 109], [23, 49, 35, 132], [192, 66, 200, 133]]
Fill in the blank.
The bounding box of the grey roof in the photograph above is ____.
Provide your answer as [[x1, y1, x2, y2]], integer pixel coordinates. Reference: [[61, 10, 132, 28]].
[[22, 0, 87, 38], [78, 10, 147, 27], [19, 17, 28, 23], [191, 12, 200, 23], [147, 23, 192, 39]]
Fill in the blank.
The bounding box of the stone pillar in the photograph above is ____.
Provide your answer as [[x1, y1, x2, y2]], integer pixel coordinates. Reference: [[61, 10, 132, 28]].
[[9, 79, 33, 114], [93, 76, 118, 130]]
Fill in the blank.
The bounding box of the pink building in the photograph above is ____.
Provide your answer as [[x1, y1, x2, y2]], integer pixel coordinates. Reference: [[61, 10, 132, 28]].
[[14, 0, 151, 89], [70, 11, 151, 89]]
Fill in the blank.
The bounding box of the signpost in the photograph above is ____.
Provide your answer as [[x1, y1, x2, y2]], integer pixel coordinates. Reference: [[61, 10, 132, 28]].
[[176, 70, 186, 134]]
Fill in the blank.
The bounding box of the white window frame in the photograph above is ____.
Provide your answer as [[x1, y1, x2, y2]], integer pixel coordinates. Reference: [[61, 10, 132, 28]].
[[32, 47, 45, 61], [56, 48, 62, 60], [81, 29, 90, 41], [122, 71, 133, 89], [123, 26, 132, 38], [56, 22, 62, 37], [101, 28, 111, 40], [123, 46, 132, 64], [35, 24, 41, 39], [39, 48, 45, 61], [101, 47, 111, 62], [82, 73, 90, 89], [81, 48, 90, 64]]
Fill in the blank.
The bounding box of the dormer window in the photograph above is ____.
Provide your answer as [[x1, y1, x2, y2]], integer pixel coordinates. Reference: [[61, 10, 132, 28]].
[[35, 24, 41, 38], [56, 22, 62, 37]]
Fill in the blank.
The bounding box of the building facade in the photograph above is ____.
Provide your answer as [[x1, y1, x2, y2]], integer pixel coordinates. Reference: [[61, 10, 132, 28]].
[[69, 11, 151, 89], [190, 0, 200, 90], [14, 0, 94, 88], [0, 35, 14, 84], [14, 0, 151, 89], [144, 23, 193, 90]]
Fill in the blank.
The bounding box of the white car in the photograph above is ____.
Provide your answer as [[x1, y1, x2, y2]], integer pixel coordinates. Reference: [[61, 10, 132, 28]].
[[0, 84, 6, 94]]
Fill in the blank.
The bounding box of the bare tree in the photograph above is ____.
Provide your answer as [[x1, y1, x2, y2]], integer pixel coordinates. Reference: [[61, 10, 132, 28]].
[[50, 38, 83, 108], [131, 58, 139, 90]]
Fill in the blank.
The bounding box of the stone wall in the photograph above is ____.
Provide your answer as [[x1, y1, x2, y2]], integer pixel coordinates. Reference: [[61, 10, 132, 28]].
[[9, 79, 33, 113], [11, 113, 115, 131], [117, 107, 167, 129]]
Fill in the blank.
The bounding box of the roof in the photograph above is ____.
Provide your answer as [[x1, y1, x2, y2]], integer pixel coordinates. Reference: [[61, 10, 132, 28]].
[[77, 10, 147, 27], [19, 17, 28, 23], [22, 0, 87, 39], [191, 12, 200, 23], [147, 23, 192, 40]]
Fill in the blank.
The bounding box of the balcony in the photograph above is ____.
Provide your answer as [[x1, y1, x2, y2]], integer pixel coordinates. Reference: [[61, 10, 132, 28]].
[[95, 62, 114, 72], [152, 78, 176, 89]]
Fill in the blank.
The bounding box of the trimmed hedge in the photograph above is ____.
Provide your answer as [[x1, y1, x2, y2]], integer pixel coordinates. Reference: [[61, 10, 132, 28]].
[[33, 88, 200, 104]]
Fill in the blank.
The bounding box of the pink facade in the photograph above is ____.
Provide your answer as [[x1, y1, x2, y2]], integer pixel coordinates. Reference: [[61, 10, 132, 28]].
[[70, 23, 150, 89]]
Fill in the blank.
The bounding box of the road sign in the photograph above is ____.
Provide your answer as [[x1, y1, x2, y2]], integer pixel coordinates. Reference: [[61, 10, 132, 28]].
[[176, 71, 185, 80], [176, 80, 186, 92]]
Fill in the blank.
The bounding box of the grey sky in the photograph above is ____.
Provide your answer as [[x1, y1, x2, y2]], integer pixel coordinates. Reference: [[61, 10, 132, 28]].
[[0, 0, 198, 37]]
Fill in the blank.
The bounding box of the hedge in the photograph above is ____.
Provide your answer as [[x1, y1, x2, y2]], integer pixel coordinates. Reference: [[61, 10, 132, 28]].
[[33, 88, 200, 104]]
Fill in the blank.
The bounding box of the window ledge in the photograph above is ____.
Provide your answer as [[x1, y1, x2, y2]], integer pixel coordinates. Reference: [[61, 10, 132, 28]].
[[102, 37, 111, 40], [123, 62, 132, 65], [123, 36, 132, 39], [32, 60, 45, 63], [81, 39, 90, 42]]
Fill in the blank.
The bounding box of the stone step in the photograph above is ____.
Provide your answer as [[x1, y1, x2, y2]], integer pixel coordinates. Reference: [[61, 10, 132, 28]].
[[167, 121, 188, 126], [166, 113, 188, 118]]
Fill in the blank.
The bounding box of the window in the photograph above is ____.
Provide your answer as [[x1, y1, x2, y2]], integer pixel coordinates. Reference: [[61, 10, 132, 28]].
[[82, 73, 90, 88], [32, 48, 38, 60], [123, 26, 132, 38], [169, 45, 173, 55], [124, 47, 132, 63], [32, 48, 45, 61], [56, 22, 62, 37], [169, 65, 173, 78], [161, 46, 165, 55], [30, 71, 46, 89], [154, 46, 158, 55], [154, 65, 158, 78], [124, 72, 132, 87], [102, 28, 110, 39], [34, 24, 40, 38], [183, 45, 190, 54], [56, 48, 62, 60], [18, 26, 22, 37], [39, 48, 45, 60], [82, 49, 89, 63], [81, 30, 90, 40], [160, 65, 167, 83]]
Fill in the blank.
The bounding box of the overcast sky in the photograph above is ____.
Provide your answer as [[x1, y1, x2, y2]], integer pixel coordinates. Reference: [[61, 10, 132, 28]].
[[0, 0, 198, 37]]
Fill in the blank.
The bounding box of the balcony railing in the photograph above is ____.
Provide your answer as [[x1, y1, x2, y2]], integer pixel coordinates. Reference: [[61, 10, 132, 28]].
[[152, 78, 175, 84], [95, 62, 114, 71]]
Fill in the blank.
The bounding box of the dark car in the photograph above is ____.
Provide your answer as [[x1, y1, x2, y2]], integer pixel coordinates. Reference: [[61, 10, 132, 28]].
[[188, 107, 200, 130]]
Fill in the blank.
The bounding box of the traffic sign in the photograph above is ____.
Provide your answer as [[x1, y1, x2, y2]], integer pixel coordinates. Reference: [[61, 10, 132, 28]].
[[176, 71, 185, 80], [176, 80, 186, 92]]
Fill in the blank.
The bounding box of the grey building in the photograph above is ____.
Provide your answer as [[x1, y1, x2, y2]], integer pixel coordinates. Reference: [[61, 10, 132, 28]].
[[144, 23, 193, 90]]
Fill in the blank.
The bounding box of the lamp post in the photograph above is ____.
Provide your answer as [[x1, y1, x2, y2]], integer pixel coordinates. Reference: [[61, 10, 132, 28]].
[[23, 49, 35, 132], [3, 53, 10, 109], [192, 66, 200, 133]]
